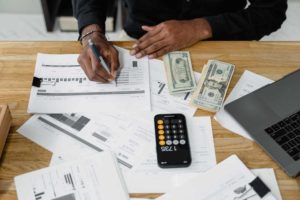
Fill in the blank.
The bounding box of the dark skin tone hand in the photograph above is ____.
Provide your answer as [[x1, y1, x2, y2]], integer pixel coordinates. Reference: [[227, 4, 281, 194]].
[[130, 19, 212, 59], [78, 19, 212, 82], [78, 24, 119, 82]]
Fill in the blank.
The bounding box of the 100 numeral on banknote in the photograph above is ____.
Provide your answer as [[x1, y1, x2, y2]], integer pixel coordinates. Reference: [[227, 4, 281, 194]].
[[163, 52, 196, 94], [190, 60, 235, 112]]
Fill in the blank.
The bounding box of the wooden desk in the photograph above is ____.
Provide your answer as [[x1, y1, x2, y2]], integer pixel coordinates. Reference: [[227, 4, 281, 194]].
[[0, 41, 299, 199]]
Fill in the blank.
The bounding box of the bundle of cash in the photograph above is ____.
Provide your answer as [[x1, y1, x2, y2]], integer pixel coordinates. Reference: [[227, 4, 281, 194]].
[[190, 60, 235, 112], [163, 51, 197, 94]]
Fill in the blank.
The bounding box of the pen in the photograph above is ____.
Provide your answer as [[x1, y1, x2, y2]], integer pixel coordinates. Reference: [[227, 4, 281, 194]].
[[87, 39, 117, 86]]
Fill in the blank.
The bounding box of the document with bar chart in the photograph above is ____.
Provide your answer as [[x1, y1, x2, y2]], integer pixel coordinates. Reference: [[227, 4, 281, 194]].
[[28, 47, 150, 113], [14, 152, 129, 200]]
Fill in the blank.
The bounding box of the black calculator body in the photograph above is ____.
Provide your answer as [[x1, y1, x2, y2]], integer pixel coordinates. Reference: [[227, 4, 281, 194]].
[[154, 114, 192, 168]]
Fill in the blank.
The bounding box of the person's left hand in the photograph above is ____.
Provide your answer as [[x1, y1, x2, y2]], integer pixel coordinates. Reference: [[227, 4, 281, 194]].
[[130, 19, 212, 59]]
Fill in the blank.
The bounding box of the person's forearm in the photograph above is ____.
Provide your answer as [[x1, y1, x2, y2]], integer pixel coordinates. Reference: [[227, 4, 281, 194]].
[[190, 18, 213, 41]]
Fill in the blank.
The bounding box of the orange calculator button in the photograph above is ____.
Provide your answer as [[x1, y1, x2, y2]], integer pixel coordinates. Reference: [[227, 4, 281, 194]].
[[159, 141, 165, 146], [157, 120, 164, 125], [158, 125, 164, 129], [158, 130, 164, 135], [159, 135, 165, 140]]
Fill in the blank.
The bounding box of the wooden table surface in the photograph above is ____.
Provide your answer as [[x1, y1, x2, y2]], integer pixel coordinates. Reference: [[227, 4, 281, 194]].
[[0, 41, 299, 200]]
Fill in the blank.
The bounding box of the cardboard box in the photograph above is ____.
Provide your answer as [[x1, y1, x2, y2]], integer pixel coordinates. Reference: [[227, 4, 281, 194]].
[[0, 105, 12, 158]]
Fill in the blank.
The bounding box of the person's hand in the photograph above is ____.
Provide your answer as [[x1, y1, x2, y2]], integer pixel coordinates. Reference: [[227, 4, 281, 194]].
[[78, 24, 120, 82], [130, 19, 212, 59]]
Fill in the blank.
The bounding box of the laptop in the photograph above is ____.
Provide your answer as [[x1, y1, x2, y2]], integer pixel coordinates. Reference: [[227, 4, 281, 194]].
[[225, 69, 300, 177]]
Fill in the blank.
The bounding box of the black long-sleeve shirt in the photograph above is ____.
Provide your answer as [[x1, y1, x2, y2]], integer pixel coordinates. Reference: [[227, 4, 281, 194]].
[[72, 0, 287, 40]]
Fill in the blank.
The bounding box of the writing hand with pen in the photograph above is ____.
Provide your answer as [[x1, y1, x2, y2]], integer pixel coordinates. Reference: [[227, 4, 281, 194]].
[[78, 24, 120, 84]]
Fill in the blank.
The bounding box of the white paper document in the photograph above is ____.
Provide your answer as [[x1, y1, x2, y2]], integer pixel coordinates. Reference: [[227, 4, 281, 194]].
[[18, 113, 153, 171], [18, 114, 216, 193], [215, 70, 273, 140], [28, 47, 151, 113], [49, 117, 216, 193], [156, 155, 278, 200], [124, 116, 216, 193], [132, 117, 216, 174], [14, 152, 129, 200]]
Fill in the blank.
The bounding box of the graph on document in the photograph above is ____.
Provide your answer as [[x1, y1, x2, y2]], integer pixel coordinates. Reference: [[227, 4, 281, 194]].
[[39, 60, 143, 86], [37, 56, 146, 96], [48, 114, 90, 131]]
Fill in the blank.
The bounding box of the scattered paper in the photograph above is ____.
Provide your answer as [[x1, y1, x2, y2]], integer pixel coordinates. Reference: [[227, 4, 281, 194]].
[[49, 117, 216, 193], [156, 155, 278, 200], [215, 70, 273, 140], [19, 57, 207, 173], [18, 113, 154, 171], [15, 152, 129, 200], [28, 47, 151, 113], [20, 55, 219, 195], [125, 117, 216, 193], [133, 117, 216, 174]]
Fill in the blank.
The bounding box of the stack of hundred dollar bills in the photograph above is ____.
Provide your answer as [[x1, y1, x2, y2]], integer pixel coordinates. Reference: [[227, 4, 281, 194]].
[[190, 60, 235, 112]]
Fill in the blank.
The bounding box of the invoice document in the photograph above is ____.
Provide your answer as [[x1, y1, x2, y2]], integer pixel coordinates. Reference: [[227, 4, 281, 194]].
[[28, 47, 151, 113], [15, 152, 129, 200], [156, 155, 278, 200], [215, 70, 273, 140]]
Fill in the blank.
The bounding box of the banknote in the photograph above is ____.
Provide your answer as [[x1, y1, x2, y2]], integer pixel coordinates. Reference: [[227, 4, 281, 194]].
[[190, 60, 235, 112], [163, 51, 196, 94]]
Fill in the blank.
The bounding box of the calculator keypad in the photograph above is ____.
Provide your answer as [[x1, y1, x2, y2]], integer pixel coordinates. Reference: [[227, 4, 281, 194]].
[[156, 117, 186, 147], [154, 114, 192, 168]]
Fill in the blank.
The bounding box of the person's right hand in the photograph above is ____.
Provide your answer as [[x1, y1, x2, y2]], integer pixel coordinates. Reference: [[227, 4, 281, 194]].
[[78, 24, 120, 82]]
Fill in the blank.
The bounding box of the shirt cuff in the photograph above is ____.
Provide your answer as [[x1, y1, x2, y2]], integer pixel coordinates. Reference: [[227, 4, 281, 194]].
[[77, 12, 106, 35], [205, 15, 230, 40]]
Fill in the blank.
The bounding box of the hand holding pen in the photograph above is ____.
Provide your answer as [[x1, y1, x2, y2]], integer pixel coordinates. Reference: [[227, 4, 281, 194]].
[[88, 39, 118, 86], [77, 27, 120, 84]]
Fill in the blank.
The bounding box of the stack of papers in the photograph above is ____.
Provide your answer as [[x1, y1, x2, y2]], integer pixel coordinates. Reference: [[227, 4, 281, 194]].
[[46, 116, 216, 193], [18, 114, 216, 193], [15, 152, 129, 200]]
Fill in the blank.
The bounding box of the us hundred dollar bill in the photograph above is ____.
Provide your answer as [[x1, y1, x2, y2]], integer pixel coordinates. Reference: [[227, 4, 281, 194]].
[[190, 60, 235, 112], [163, 51, 197, 94]]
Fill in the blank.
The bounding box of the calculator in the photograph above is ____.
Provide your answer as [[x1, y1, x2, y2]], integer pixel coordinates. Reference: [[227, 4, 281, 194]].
[[154, 114, 192, 168]]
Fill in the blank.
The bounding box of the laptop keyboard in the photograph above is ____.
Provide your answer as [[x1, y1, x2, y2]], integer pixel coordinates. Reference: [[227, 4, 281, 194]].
[[265, 111, 300, 161]]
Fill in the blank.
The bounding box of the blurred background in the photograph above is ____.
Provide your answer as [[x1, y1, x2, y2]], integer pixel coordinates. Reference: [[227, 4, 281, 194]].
[[0, 0, 299, 41]]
